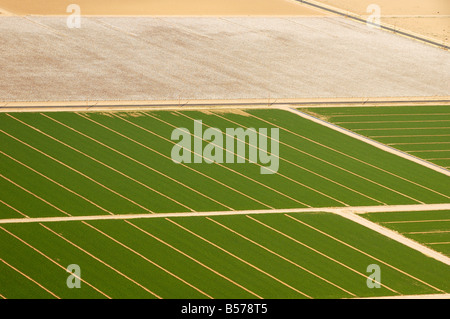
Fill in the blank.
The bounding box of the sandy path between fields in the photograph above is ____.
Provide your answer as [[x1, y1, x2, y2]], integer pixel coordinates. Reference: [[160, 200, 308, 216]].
[[1, 203, 449, 266], [1, 16, 448, 102], [0, 0, 325, 16], [311, 0, 449, 43], [2, 204, 449, 225], [334, 211, 450, 266]]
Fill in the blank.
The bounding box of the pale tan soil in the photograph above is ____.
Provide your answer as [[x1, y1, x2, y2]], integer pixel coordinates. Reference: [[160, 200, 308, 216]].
[[2, 17, 448, 101], [313, 0, 449, 15], [0, 0, 325, 16], [312, 0, 449, 43], [382, 17, 449, 43]]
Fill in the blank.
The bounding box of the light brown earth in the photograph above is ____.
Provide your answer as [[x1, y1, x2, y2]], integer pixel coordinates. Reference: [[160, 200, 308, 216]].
[[1, 17, 448, 102], [312, 0, 449, 43], [0, 0, 447, 43], [0, 0, 325, 16]]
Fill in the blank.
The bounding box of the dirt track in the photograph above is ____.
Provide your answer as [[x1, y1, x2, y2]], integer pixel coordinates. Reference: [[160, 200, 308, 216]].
[[2, 203, 449, 266]]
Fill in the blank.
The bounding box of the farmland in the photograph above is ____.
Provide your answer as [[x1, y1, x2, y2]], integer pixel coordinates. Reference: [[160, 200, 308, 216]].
[[1, 108, 449, 299]]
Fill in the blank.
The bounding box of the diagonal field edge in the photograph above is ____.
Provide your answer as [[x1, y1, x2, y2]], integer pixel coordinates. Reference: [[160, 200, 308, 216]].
[[293, 0, 449, 50], [284, 107, 450, 177], [1, 204, 450, 270], [1, 203, 449, 224], [1, 97, 450, 111], [334, 211, 450, 267]]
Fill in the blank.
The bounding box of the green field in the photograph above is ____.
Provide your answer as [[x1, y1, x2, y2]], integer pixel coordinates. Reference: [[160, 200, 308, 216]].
[[1, 213, 449, 299], [364, 210, 450, 257], [300, 105, 450, 169], [1, 109, 449, 219], [1, 108, 449, 299]]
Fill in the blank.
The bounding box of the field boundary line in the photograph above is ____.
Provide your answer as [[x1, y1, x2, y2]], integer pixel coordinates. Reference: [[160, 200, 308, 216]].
[[82, 221, 211, 298], [388, 142, 450, 145], [124, 220, 262, 299], [354, 127, 450, 131], [1, 127, 153, 214], [54, 113, 224, 210], [382, 219, 450, 224], [166, 218, 312, 298], [6, 113, 191, 212], [0, 258, 60, 299], [0, 199, 29, 218], [1, 204, 449, 224], [90, 114, 271, 209], [0, 190, 207, 298], [330, 114, 450, 118], [40, 223, 162, 299], [247, 215, 398, 294], [178, 112, 347, 206], [142, 112, 306, 207], [374, 15, 450, 18], [206, 217, 355, 296], [1, 97, 450, 112], [292, 0, 449, 50], [0, 227, 111, 298], [334, 211, 450, 267], [336, 120, 450, 124], [285, 214, 446, 292], [0, 149, 114, 216], [0, 173, 70, 217], [247, 112, 440, 202], [83, 112, 267, 209], [0, 7, 14, 16], [210, 111, 386, 205], [1, 202, 449, 267], [208, 112, 383, 204], [408, 150, 450, 153], [284, 107, 450, 177], [405, 230, 450, 235]]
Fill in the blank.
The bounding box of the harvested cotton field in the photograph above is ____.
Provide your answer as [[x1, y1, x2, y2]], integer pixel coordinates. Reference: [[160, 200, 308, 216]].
[[0, 16, 449, 102]]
